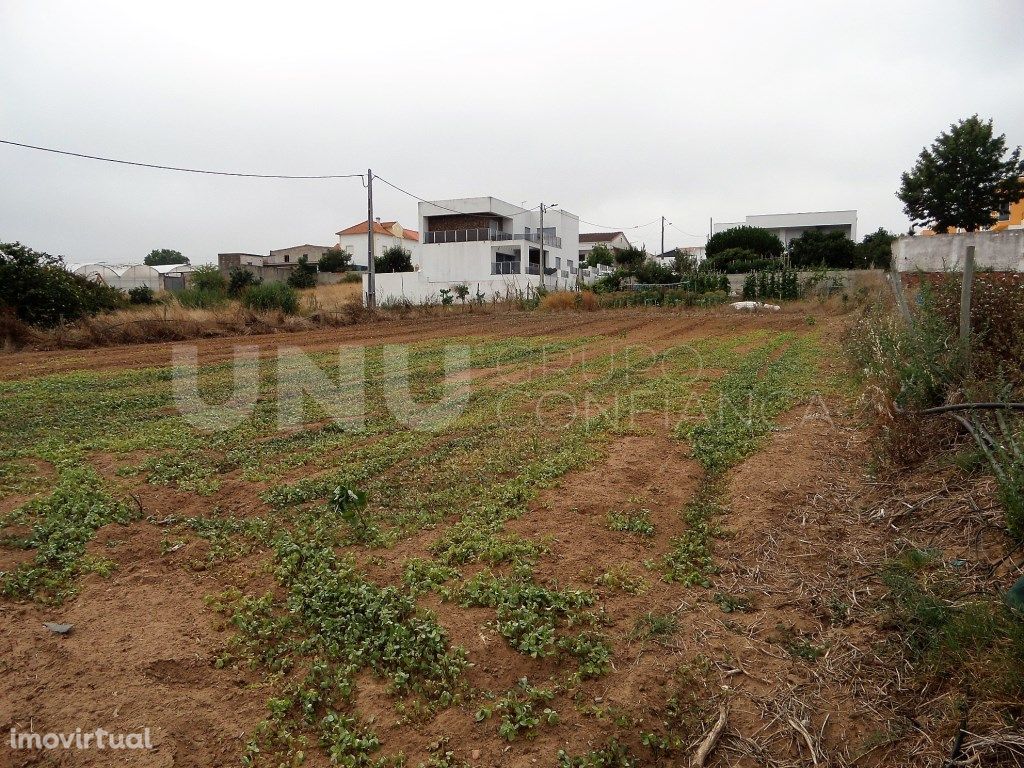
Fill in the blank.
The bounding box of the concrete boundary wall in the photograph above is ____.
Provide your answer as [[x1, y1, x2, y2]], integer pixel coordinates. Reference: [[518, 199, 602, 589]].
[[364, 272, 583, 306], [893, 231, 1024, 273]]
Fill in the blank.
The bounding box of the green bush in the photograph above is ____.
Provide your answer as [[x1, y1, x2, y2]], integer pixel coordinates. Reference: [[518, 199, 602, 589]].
[[287, 255, 318, 289], [240, 282, 299, 314], [706, 226, 784, 259], [190, 264, 227, 293], [227, 267, 261, 297], [0, 241, 125, 327], [788, 230, 856, 269], [177, 287, 226, 310], [703, 247, 779, 274], [318, 248, 351, 273], [127, 285, 156, 305], [375, 246, 413, 274]]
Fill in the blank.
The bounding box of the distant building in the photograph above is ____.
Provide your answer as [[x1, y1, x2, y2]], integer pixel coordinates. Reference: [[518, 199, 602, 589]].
[[578, 231, 631, 262], [268, 244, 335, 265], [337, 220, 419, 269], [655, 245, 706, 266], [714, 211, 857, 248], [217, 252, 300, 283]]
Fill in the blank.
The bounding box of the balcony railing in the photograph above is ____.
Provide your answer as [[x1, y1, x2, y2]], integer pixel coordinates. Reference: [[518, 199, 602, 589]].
[[491, 261, 521, 275], [424, 228, 562, 248]]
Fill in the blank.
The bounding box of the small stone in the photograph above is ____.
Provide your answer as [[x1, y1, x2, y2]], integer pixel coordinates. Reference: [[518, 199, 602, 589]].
[[471, 750, 480, 760], [43, 622, 73, 635]]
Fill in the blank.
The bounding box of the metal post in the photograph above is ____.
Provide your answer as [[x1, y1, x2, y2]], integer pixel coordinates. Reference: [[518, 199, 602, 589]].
[[960, 244, 976, 359], [661, 216, 665, 257], [366, 168, 376, 309]]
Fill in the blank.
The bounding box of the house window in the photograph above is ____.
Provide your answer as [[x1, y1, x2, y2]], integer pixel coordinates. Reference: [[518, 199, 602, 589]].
[[284, 254, 291, 263], [555, 257, 561, 269]]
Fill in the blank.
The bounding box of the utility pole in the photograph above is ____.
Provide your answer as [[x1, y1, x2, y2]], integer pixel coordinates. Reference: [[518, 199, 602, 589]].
[[538, 202, 546, 291], [661, 216, 665, 257], [366, 168, 376, 309]]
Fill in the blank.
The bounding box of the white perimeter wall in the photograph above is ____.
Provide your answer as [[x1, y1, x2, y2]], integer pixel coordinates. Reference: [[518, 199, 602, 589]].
[[894, 230, 1024, 272]]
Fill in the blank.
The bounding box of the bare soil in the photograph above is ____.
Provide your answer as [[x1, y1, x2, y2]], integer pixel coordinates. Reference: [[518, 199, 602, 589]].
[[0, 305, 1012, 767]]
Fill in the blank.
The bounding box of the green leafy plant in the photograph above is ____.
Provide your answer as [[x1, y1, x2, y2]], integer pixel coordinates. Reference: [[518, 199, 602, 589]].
[[607, 509, 654, 536], [475, 678, 558, 741], [240, 282, 299, 314]]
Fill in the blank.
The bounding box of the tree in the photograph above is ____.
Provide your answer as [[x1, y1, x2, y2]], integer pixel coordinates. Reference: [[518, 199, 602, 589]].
[[318, 248, 352, 273], [788, 230, 856, 269], [586, 244, 615, 268], [287, 255, 318, 289], [898, 115, 1024, 233], [375, 246, 413, 274], [673, 251, 695, 275], [143, 248, 188, 266], [0, 241, 125, 327], [706, 226, 784, 259], [855, 228, 897, 269], [613, 246, 646, 271]]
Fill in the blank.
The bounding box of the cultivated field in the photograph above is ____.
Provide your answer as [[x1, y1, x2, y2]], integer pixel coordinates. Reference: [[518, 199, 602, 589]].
[[0, 305, 1013, 767]]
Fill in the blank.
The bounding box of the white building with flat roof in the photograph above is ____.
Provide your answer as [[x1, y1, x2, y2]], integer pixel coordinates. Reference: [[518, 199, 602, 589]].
[[365, 196, 582, 305], [714, 210, 857, 248]]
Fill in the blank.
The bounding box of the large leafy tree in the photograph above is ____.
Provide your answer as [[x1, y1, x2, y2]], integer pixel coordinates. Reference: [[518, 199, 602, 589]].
[[706, 226, 783, 259], [788, 230, 856, 269], [898, 115, 1024, 233], [143, 248, 188, 266], [318, 247, 352, 273]]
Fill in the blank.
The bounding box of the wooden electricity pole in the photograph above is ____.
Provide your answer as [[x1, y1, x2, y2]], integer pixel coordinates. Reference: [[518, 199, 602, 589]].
[[661, 216, 665, 257], [538, 202, 546, 291]]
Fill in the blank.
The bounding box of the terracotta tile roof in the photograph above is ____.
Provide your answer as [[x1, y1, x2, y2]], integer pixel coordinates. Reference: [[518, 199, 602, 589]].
[[336, 220, 419, 241], [579, 231, 625, 243]]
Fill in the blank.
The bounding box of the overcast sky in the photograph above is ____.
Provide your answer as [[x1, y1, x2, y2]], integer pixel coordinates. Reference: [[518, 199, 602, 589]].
[[1, 1, 1022, 264]]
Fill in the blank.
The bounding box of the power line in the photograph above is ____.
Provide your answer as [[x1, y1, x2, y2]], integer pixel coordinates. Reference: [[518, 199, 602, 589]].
[[0, 139, 365, 180], [578, 217, 660, 231], [374, 174, 541, 217], [669, 222, 704, 239]]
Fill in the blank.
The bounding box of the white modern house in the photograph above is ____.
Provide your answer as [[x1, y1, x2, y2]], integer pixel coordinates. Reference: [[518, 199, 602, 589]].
[[337, 219, 419, 269], [365, 197, 581, 305], [714, 210, 857, 248]]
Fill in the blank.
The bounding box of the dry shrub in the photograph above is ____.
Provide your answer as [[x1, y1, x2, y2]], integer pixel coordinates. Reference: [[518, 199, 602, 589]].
[[539, 291, 577, 311], [0, 309, 38, 348], [578, 290, 599, 311]]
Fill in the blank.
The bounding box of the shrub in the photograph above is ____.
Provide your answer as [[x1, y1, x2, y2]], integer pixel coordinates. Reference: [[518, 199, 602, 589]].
[[318, 248, 351, 273], [592, 273, 622, 293], [586, 244, 614, 268], [240, 282, 300, 314], [0, 241, 125, 327], [177, 287, 226, 310], [632, 260, 678, 285], [127, 286, 156, 305], [190, 264, 227, 293], [613, 246, 646, 271], [703, 247, 779, 274], [227, 267, 262, 297], [539, 291, 576, 311], [578, 290, 599, 311], [705, 226, 784, 259], [287, 255, 318, 289], [375, 246, 413, 273], [788, 230, 856, 269]]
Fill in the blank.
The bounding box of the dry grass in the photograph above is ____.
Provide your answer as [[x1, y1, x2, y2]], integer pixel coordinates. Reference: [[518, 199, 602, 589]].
[[300, 280, 363, 310], [536, 290, 593, 311]]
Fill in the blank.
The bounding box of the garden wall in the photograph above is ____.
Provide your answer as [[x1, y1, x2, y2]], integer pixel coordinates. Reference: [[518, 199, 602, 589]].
[[893, 230, 1024, 273]]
